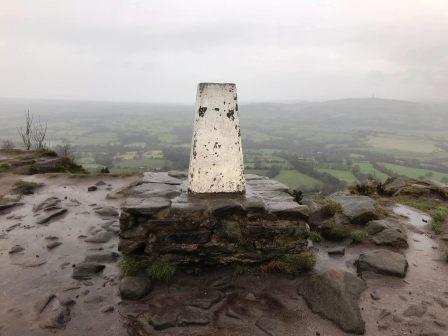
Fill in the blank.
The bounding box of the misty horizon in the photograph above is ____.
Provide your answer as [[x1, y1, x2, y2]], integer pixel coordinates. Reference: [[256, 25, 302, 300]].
[[2, 0, 448, 103], [1, 95, 448, 107]]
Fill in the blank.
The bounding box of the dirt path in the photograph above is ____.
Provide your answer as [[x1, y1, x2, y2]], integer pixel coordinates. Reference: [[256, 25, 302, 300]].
[[359, 205, 448, 335], [1, 174, 447, 336], [0, 174, 137, 336]]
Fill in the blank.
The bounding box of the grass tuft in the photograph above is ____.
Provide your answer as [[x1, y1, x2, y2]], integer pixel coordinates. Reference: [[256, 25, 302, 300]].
[[308, 230, 322, 243], [288, 251, 316, 272], [321, 199, 343, 216], [260, 252, 317, 274], [0, 163, 10, 173], [351, 230, 368, 244], [432, 206, 448, 235], [147, 258, 176, 281], [13, 180, 43, 195], [120, 255, 142, 276]]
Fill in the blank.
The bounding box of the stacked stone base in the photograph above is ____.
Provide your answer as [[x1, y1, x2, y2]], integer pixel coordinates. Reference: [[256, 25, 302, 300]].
[[119, 173, 310, 268]]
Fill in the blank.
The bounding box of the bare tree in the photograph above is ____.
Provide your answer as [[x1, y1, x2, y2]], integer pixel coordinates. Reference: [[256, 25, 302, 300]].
[[55, 141, 74, 160], [32, 116, 48, 150], [17, 110, 33, 150], [17, 110, 49, 151], [1, 139, 14, 150]]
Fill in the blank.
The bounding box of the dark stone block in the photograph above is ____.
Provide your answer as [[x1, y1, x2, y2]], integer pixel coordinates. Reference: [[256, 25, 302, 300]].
[[208, 198, 245, 217], [118, 239, 146, 254], [119, 173, 310, 269], [122, 197, 171, 216]]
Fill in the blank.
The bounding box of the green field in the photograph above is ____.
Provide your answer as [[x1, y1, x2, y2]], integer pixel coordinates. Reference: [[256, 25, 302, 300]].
[[317, 168, 359, 185], [368, 135, 438, 154], [380, 163, 448, 182], [114, 158, 169, 170], [357, 162, 389, 181], [274, 170, 323, 191], [143, 150, 164, 159], [115, 152, 138, 160], [245, 152, 291, 169]]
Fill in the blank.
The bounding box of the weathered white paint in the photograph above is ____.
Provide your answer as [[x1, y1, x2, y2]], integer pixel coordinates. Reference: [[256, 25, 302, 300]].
[[187, 83, 245, 193]]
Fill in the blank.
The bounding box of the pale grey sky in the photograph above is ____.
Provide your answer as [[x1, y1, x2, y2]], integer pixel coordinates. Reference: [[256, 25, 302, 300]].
[[1, 0, 447, 103]]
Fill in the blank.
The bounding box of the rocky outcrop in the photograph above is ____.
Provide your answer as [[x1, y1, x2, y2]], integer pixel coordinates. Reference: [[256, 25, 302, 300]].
[[356, 249, 408, 277], [36, 208, 67, 224], [95, 206, 119, 217], [381, 177, 448, 200], [72, 262, 105, 279], [0, 201, 24, 213], [298, 269, 366, 334], [371, 228, 408, 248], [119, 276, 152, 300], [366, 218, 408, 248], [327, 193, 379, 224], [0, 149, 85, 175], [119, 173, 310, 269], [33, 196, 61, 212], [84, 252, 119, 263]]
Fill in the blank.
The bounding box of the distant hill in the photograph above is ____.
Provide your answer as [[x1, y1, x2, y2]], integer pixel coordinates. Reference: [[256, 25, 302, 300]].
[[242, 98, 448, 132], [1, 97, 447, 140]]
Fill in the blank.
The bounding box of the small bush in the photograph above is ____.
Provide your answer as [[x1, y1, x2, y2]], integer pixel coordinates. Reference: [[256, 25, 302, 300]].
[[351, 230, 368, 244], [321, 200, 342, 216], [285, 252, 316, 272], [60, 157, 87, 174], [290, 189, 303, 204], [260, 259, 289, 273], [354, 181, 379, 196], [13, 180, 43, 195], [321, 219, 351, 241], [42, 149, 58, 157], [120, 255, 142, 276], [308, 230, 322, 243], [432, 206, 448, 235], [147, 258, 176, 281], [328, 227, 350, 240], [0, 163, 10, 173]]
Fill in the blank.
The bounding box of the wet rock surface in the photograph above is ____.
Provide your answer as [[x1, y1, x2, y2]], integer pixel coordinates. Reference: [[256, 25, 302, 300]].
[[72, 262, 106, 279], [356, 249, 408, 277], [328, 193, 379, 224], [371, 228, 408, 248], [84, 230, 114, 243], [1, 168, 448, 336], [299, 269, 367, 334], [36, 208, 68, 224], [366, 218, 409, 248], [119, 276, 152, 300], [94, 206, 119, 217], [0, 173, 134, 336]]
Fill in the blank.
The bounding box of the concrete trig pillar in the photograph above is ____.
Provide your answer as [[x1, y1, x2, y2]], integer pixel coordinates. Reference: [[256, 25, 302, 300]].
[[187, 83, 245, 193]]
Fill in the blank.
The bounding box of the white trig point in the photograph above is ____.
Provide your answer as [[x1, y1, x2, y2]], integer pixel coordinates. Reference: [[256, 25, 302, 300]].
[[187, 83, 245, 194]]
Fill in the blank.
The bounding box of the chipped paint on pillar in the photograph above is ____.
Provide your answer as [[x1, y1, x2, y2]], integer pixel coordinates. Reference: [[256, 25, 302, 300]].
[[188, 83, 245, 193]]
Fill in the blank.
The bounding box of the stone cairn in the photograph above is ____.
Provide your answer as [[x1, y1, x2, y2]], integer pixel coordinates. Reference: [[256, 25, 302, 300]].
[[119, 83, 310, 269]]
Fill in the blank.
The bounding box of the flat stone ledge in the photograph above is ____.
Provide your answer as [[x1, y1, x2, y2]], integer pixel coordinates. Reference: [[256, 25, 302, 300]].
[[119, 173, 310, 267]]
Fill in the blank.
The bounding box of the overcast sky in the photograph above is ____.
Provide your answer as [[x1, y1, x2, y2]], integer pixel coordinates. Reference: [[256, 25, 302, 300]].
[[1, 0, 447, 103]]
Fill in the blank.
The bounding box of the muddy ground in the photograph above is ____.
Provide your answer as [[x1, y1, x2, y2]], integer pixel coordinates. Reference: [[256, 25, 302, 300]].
[[1, 173, 448, 336]]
